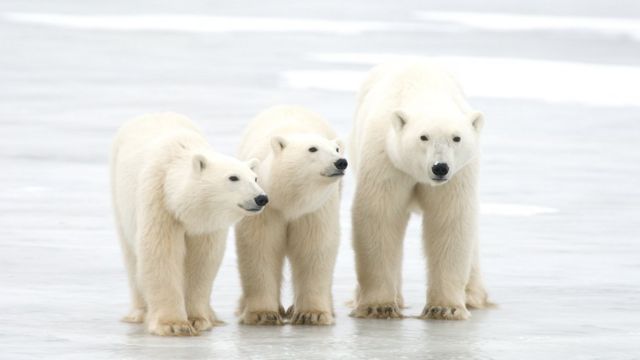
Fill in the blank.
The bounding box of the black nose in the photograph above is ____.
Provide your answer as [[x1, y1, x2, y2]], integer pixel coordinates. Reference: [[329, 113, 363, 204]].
[[334, 158, 348, 170], [432, 163, 449, 177], [254, 194, 269, 207]]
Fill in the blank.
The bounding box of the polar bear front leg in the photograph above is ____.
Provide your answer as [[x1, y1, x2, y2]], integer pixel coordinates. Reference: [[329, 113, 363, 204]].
[[137, 213, 196, 336], [418, 181, 475, 320], [185, 231, 227, 332], [351, 176, 413, 319], [235, 213, 287, 325], [286, 195, 340, 325]]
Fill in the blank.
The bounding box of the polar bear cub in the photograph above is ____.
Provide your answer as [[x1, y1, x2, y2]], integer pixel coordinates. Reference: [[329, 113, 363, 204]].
[[350, 61, 491, 320], [235, 105, 346, 326], [111, 113, 268, 336]]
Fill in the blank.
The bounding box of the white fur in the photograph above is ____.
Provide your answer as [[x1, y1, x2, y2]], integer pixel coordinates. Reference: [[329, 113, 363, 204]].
[[235, 105, 345, 325], [350, 62, 491, 320], [110, 113, 266, 336]]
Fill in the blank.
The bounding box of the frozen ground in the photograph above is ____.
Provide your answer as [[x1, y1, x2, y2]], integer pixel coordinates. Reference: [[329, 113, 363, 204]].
[[1, 0, 640, 359]]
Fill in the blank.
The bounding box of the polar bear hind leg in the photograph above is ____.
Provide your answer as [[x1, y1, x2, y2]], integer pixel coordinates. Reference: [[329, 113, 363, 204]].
[[117, 224, 146, 324], [465, 245, 494, 309]]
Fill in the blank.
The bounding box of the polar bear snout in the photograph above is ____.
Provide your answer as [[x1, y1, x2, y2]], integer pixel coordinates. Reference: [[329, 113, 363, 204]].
[[324, 158, 348, 177], [431, 162, 451, 185], [238, 194, 269, 213], [254, 194, 269, 207], [334, 158, 348, 170], [431, 162, 449, 180]]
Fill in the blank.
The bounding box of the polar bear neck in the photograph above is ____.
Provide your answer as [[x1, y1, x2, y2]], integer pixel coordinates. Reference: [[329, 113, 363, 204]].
[[385, 129, 408, 174], [257, 153, 336, 221], [271, 183, 335, 221]]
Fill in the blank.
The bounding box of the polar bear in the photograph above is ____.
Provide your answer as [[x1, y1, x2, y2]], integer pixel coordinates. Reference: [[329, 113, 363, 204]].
[[235, 105, 346, 326], [111, 113, 268, 336], [350, 61, 491, 320]]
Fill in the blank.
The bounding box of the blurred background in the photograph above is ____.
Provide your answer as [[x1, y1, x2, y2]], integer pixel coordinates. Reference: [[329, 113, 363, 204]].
[[1, 0, 639, 359]]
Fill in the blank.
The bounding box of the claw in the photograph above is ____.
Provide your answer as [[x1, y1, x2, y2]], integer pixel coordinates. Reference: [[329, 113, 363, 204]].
[[241, 311, 284, 325], [351, 303, 402, 319], [420, 305, 470, 320], [290, 310, 333, 325]]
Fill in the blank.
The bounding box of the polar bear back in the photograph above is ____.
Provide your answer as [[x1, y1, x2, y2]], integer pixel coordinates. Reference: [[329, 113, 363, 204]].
[[113, 112, 205, 155], [111, 112, 210, 201], [111, 113, 209, 245], [238, 105, 337, 161]]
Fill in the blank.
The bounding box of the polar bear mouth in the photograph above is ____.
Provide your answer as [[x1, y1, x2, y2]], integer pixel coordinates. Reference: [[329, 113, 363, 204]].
[[237, 204, 263, 212], [431, 177, 449, 183], [324, 170, 345, 177]]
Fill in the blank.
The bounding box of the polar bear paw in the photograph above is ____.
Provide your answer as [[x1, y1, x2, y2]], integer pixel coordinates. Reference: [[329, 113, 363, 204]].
[[240, 311, 285, 326], [121, 308, 146, 323], [148, 318, 198, 336], [419, 305, 470, 320], [189, 314, 225, 332], [350, 303, 403, 319], [289, 309, 334, 325]]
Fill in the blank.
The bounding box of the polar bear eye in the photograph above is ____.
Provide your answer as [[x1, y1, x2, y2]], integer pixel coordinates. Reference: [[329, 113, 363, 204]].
[[453, 136, 461, 142], [255, 177, 258, 182], [229, 176, 239, 182], [420, 135, 428, 141], [309, 147, 318, 153], [336, 148, 339, 153]]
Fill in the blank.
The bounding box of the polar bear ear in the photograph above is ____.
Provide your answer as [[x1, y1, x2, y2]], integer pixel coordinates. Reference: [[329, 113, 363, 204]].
[[192, 154, 207, 174], [246, 158, 260, 171], [470, 111, 484, 133], [270, 136, 287, 154], [392, 110, 408, 133]]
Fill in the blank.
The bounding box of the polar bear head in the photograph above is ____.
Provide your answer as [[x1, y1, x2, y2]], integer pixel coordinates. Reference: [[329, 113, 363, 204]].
[[270, 133, 347, 180], [165, 152, 268, 234], [386, 110, 484, 186], [259, 133, 346, 218]]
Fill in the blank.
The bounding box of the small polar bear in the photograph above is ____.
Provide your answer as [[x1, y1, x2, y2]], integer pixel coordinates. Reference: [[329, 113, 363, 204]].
[[235, 105, 347, 326], [111, 113, 268, 336], [350, 61, 492, 320]]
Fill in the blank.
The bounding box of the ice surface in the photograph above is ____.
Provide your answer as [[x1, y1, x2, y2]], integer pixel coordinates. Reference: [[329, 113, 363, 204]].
[[1, 0, 639, 359]]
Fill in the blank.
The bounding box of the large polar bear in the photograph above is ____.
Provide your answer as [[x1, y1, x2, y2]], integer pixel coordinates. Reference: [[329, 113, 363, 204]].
[[111, 113, 268, 336], [235, 105, 347, 326], [350, 62, 491, 320]]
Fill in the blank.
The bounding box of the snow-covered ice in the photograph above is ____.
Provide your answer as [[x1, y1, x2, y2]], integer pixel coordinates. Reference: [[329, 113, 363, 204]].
[[284, 54, 640, 106], [1, 0, 639, 359], [416, 11, 640, 41], [1, 13, 424, 35]]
